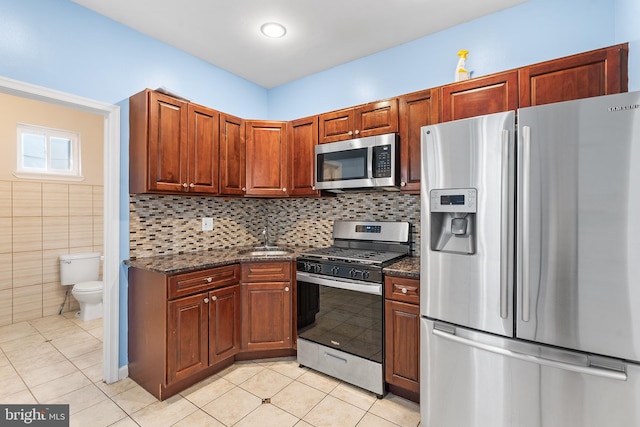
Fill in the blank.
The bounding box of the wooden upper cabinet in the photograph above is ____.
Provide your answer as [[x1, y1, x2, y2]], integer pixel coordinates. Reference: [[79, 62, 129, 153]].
[[440, 70, 519, 122], [219, 113, 246, 196], [245, 120, 288, 197], [130, 89, 189, 194], [188, 103, 219, 195], [398, 89, 439, 193], [319, 98, 399, 143], [519, 43, 628, 107], [129, 89, 220, 195], [288, 116, 320, 197]]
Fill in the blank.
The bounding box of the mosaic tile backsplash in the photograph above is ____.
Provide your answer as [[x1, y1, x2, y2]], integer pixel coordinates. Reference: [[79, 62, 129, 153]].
[[129, 192, 421, 259]]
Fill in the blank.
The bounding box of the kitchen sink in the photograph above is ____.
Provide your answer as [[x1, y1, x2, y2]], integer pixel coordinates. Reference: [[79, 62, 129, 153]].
[[238, 247, 293, 256]]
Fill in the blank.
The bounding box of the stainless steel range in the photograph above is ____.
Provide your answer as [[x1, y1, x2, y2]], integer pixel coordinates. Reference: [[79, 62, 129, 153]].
[[296, 220, 411, 397]]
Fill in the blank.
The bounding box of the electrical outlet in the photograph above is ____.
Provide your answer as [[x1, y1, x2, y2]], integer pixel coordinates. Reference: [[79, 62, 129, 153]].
[[202, 217, 214, 231]]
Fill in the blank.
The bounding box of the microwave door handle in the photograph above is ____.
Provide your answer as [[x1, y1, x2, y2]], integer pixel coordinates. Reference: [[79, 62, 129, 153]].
[[368, 146, 374, 179]]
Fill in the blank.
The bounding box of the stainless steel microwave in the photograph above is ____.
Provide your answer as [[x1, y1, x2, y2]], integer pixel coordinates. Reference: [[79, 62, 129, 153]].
[[314, 133, 399, 192]]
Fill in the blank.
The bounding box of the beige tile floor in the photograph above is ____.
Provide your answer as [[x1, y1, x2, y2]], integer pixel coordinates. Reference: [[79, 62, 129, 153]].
[[0, 313, 421, 426]]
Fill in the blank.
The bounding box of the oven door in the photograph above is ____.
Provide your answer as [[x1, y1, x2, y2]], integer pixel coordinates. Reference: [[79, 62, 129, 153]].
[[296, 271, 383, 363]]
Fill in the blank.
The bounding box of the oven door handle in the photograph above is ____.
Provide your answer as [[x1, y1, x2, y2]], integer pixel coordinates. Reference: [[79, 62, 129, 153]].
[[296, 271, 382, 296]]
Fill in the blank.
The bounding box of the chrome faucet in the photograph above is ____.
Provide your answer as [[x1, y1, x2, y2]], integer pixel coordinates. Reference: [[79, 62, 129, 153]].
[[262, 226, 270, 247]]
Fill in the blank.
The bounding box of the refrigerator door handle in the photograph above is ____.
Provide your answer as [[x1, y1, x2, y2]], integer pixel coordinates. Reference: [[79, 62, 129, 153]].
[[432, 328, 628, 381], [500, 129, 510, 319], [518, 126, 531, 322]]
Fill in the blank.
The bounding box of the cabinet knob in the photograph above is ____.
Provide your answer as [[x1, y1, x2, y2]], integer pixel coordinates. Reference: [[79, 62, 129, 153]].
[[348, 130, 353, 136], [207, 277, 212, 283], [401, 287, 408, 294], [312, 186, 316, 190], [282, 187, 287, 192], [189, 183, 195, 188], [400, 181, 406, 187], [204, 297, 210, 303], [182, 183, 188, 188], [354, 129, 360, 135], [211, 296, 217, 301], [285, 286, 290, 292], [242, 187, 246, 192]]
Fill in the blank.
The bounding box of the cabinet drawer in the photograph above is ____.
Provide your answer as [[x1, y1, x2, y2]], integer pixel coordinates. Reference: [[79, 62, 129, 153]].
[[168, 264, 240, 299], [384, 276, 420, 304], [241, 261, 291, 282]]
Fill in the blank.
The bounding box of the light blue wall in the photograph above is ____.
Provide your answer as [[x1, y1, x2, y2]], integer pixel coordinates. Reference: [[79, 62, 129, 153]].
[[0, 0, 268, 116], [268, 0, 634, 120], [1, 0, 636, 370]]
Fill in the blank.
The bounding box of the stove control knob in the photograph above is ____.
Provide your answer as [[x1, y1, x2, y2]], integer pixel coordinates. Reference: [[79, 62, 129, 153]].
[[314, 264, 322, 273], [331, 266, 340, 275], [303, 262, 311, 272], [362, 271, 370, 280]]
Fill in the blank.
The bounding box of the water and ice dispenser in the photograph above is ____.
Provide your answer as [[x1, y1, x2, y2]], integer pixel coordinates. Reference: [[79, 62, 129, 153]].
[[429, 188, 477, 255]]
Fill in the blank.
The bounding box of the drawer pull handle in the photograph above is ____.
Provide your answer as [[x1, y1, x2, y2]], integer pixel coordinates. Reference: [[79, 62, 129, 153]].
[[207, 277, 213, 283], [401, 287, 408, 294]]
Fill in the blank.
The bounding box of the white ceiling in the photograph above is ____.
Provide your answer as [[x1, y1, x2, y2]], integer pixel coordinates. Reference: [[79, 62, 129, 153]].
[[72, 0, 528, 89]]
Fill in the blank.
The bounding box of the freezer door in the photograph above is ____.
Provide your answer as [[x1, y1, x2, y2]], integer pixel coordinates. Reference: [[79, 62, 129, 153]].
[[422, 318, 640, 427], [421, 111, 515, 337], [517, 92, 640, 362]]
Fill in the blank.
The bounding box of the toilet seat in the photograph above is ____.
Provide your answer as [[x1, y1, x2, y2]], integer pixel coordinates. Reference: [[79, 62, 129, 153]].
[[73, 281, 103, 293]]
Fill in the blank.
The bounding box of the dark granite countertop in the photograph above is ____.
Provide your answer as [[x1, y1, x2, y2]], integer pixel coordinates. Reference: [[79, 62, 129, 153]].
[[125, 246, 312, 275], [127, 247, 421, 278], [383, 256, 420, 279]]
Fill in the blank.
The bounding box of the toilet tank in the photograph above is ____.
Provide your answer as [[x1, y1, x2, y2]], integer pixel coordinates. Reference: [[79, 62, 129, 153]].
[[59, 252, 101, 285]]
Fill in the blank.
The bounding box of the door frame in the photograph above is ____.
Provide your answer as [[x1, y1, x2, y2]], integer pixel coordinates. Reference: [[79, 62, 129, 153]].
[[0, 76, 121, 383]]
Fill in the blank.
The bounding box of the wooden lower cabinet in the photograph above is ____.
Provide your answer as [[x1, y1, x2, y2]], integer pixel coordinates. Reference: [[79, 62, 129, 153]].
[[129, 261, 296, 400], [167, 292, 209, 384], [384, 275, 420, 402], [129, 265, 242, 400], [240, 262, 293, 351], [209, 284, 242, 364], [166, 284, 240, 384]]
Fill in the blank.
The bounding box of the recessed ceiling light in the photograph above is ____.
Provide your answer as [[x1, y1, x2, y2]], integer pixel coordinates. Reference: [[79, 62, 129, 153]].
[[260, 22, 287, 38]]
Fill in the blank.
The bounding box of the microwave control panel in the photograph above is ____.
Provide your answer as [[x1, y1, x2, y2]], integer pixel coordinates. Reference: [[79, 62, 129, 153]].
[[372, 145, 392, 178]]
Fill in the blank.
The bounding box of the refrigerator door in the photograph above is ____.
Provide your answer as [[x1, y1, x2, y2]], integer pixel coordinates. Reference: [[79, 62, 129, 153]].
[[422, 318, 640, 427], [517, 92, 640, 362], [421, 111, 515, 337]]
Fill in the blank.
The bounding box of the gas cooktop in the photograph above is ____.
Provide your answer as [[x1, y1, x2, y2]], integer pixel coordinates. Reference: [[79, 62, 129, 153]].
[[299, 246, 406, 266]]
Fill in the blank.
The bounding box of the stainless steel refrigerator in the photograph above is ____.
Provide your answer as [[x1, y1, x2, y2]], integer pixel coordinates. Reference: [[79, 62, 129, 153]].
[[420, 92, 640, 427]]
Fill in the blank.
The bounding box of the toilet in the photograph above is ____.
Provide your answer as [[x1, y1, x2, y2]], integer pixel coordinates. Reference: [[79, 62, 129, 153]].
[[59, 252, 103, 321]]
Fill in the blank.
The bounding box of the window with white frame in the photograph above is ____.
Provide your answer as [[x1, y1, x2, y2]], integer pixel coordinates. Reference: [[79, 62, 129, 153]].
[[15, 123, 82, 180]]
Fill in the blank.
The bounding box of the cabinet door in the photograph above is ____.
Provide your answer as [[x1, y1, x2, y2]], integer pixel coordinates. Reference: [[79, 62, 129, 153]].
[[209, 284, 241, 365], [519, 43, 628, 107], [318, 108, 356, 143], [356, 98, 399, 138], [288, 116, 320, 197], [241, 281, 292, 351], [384, 299, 420, 394], [440, 70, 518, 122], [398, 90, 439, 193], [146, 91, 189, 192], [245, 120, 288, 196], [219, 113, 246, 196], [167, 293, 208, 384], [187, 104, 219, 194]]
